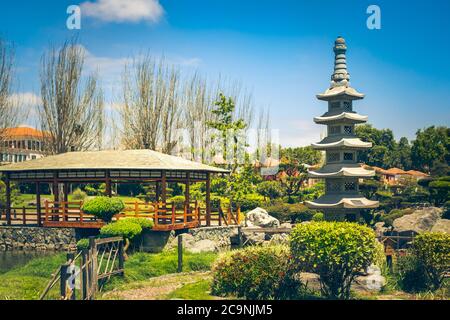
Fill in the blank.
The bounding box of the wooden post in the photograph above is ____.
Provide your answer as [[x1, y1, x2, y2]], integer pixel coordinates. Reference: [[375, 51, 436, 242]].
[[60, 264, 69, 300], [161, 171, 167, 205], [238, 226, 243, 248], [155, 181, 160, 202], [237, 206, 241, 225], [36, 182, 42, 227], [185, 173, 190, 221], [81, 250, 88, 300], [5, 174, 11, 226], [172, 203, 176, 225], [22, 206, 26, 225], [118, 239, 124, 274], [105, 171, 112, 197], [89, 237, 98, 299], [177, 235, 183, 273], [206, 172, 211, 226]]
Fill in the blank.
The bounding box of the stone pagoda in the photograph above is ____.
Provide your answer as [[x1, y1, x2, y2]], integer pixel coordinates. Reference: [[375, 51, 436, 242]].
[[305, 37, 379, 220]]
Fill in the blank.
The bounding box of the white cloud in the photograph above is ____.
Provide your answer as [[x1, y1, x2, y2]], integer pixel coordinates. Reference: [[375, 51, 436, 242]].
[[80, 0, 165, 23], [8, 92, 42, 108]]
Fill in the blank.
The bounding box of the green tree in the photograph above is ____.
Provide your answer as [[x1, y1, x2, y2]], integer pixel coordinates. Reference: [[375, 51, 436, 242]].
[[280, 147, 322, 166], [411, 126, 449, 173], [208, 93, 247, 172], [356, 124, 397, 168], [256, 181, 284, 201], [279, 151, 308, 203]]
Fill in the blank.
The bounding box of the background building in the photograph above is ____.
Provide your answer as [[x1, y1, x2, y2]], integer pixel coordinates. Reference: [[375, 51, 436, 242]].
[[0, 126, 47, 164]]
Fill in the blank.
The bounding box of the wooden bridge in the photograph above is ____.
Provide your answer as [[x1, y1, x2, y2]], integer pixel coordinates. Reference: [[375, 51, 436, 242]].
[[0, 200, 241, 231]]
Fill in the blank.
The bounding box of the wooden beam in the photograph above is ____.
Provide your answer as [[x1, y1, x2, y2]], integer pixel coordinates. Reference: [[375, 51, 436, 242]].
[[36, 182, 42, 227], [185, 173, 190, 217], [105, 171, 112, 197], [161, 171, 167, 204], [206, 172, 211, 226], [5, 174, 11, 226]]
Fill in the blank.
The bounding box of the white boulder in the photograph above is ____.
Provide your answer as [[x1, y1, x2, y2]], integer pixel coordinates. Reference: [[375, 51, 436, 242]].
[[245, 207, 280, 228]]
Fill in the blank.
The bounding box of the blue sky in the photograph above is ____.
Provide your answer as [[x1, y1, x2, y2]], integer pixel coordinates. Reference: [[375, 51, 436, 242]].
[[1, 0, 449, 147]]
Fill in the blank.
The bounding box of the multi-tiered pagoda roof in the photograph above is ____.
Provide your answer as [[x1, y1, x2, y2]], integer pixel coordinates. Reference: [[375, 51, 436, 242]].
[[305, 37, 379, 213]]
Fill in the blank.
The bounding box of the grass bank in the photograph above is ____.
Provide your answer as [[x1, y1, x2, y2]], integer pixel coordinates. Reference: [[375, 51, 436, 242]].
[[0, 250, 218, 300]]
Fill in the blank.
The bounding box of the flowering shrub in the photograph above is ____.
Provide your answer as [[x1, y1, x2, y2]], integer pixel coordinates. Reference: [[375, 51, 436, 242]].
[[290, 221, 377, 299]]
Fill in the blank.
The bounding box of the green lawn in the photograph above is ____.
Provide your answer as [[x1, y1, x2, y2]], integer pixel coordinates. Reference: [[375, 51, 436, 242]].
[[0, 250, 218, 300]]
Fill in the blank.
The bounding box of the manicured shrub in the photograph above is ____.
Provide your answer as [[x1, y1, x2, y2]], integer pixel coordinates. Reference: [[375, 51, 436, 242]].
[[234, 194, 267, 212], [412, 232, 450, 290], [121, 217, 154, 229], [211, 245, 299, 300], [290, 222, 377, 299], [266, 203, 317, 223], [71, 188, 87, 201], [312, 212, 324, 222], [168, 195, 186, 210], [100, 219, 142, 240], [395, 254, 430, 293], [82, 197, 125, 222]]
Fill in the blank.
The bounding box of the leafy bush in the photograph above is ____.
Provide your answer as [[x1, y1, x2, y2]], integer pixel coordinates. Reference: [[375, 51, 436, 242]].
[[76, 238, 90, 250], [395, 254, 430, 293], [121, 217, 154, 229], [412, 232, 450, 290], [266, 203, 317, 223], [443, 201, 450, 220], [211, 245, 299, 300], [82, 197, 125, 222], [100, 219, 142, 240], [71, 188, 87, 201], [290, 222, 377, 299], [373, 241, 387, 271], [168, 195, 185, 210], [234, 193, 267, 212], [312, 212, 324, 222], [256, 181, 284, 201]]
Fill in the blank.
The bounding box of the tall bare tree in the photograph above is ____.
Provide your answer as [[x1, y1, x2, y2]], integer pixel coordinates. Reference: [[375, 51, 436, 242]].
[[39, 39, 104, 154], [0, 38, 21, 143]]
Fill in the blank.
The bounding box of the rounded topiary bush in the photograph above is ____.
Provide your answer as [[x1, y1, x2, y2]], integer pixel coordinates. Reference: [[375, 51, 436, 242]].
[[100, 219, 142, 240], [290, 221, 377, 299], [82, 197, 125, 222], [122, 217, 154, 229], [211, 245, 297, 300], [312, 212, 324, 222]]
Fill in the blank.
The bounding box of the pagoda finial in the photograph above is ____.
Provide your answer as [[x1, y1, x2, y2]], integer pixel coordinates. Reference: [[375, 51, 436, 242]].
[[331, 36, 350, 88]]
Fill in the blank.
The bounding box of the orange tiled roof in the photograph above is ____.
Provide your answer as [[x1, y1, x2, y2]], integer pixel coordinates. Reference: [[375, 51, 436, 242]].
[[406, 170, 429, 177], [384, 167, 408, 175], [0, 127, 47, 139]]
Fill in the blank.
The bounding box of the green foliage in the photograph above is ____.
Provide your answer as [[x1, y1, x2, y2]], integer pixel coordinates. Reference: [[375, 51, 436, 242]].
[[168, 195, 186, 209], [211, 245, 299, 300], [301, 182, 325, 201], [256, 180, 284, 201], [395, 254, 431, 293], [412, 126, 449, 173], [280, 147, 322, 166], [71, 188, 87, 201], [266, 203, 317, 223], [122, 217, 154, 229], [100, 219, 142, 240], [373, 241, 387, 271], [235, 193, 267, 212], [290, 222, 377, 299], [278, 152, 309, 202], [428, 178, 450, 206], [82, 197, 125, 222], [76, 238, 90, 250], [381, 208, 415, 227], [312, 212, 324, 222], [211, 177, 229, 194], [412, 232, 450, 290], [83, 183, 106, 196]]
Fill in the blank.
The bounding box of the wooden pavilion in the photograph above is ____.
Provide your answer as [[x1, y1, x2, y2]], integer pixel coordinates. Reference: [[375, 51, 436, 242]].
[[0, 149, 240, 231]]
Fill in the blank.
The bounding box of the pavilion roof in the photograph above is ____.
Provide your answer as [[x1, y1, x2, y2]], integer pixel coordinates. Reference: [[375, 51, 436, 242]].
[[0, 149, 229, 173]]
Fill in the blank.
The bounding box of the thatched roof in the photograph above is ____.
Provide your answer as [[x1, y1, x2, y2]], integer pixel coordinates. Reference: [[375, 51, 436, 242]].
[[0, 149, 229, 173]]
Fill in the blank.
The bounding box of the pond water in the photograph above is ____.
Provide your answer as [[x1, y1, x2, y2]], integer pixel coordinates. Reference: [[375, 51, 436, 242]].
[[0, 251, 51, 274]]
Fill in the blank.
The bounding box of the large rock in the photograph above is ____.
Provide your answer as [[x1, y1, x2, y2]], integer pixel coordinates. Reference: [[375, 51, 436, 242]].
[[393, 207, 443, 233], [354, 265, 386, 292], [245, 207, 280, 228], [241, 226, 266, 245], [187, 239, 218, 253], [431, 219, 450, 233]]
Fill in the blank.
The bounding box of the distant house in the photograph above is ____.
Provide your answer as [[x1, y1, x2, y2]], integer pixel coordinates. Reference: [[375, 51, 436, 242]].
[[363, 165, 429, 185], [0, 126, 48, 164]]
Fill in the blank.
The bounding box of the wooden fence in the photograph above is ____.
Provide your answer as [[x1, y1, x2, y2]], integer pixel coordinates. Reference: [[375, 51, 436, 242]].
[[1, 200, 241, 231], [40, 236, 124, 300]]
